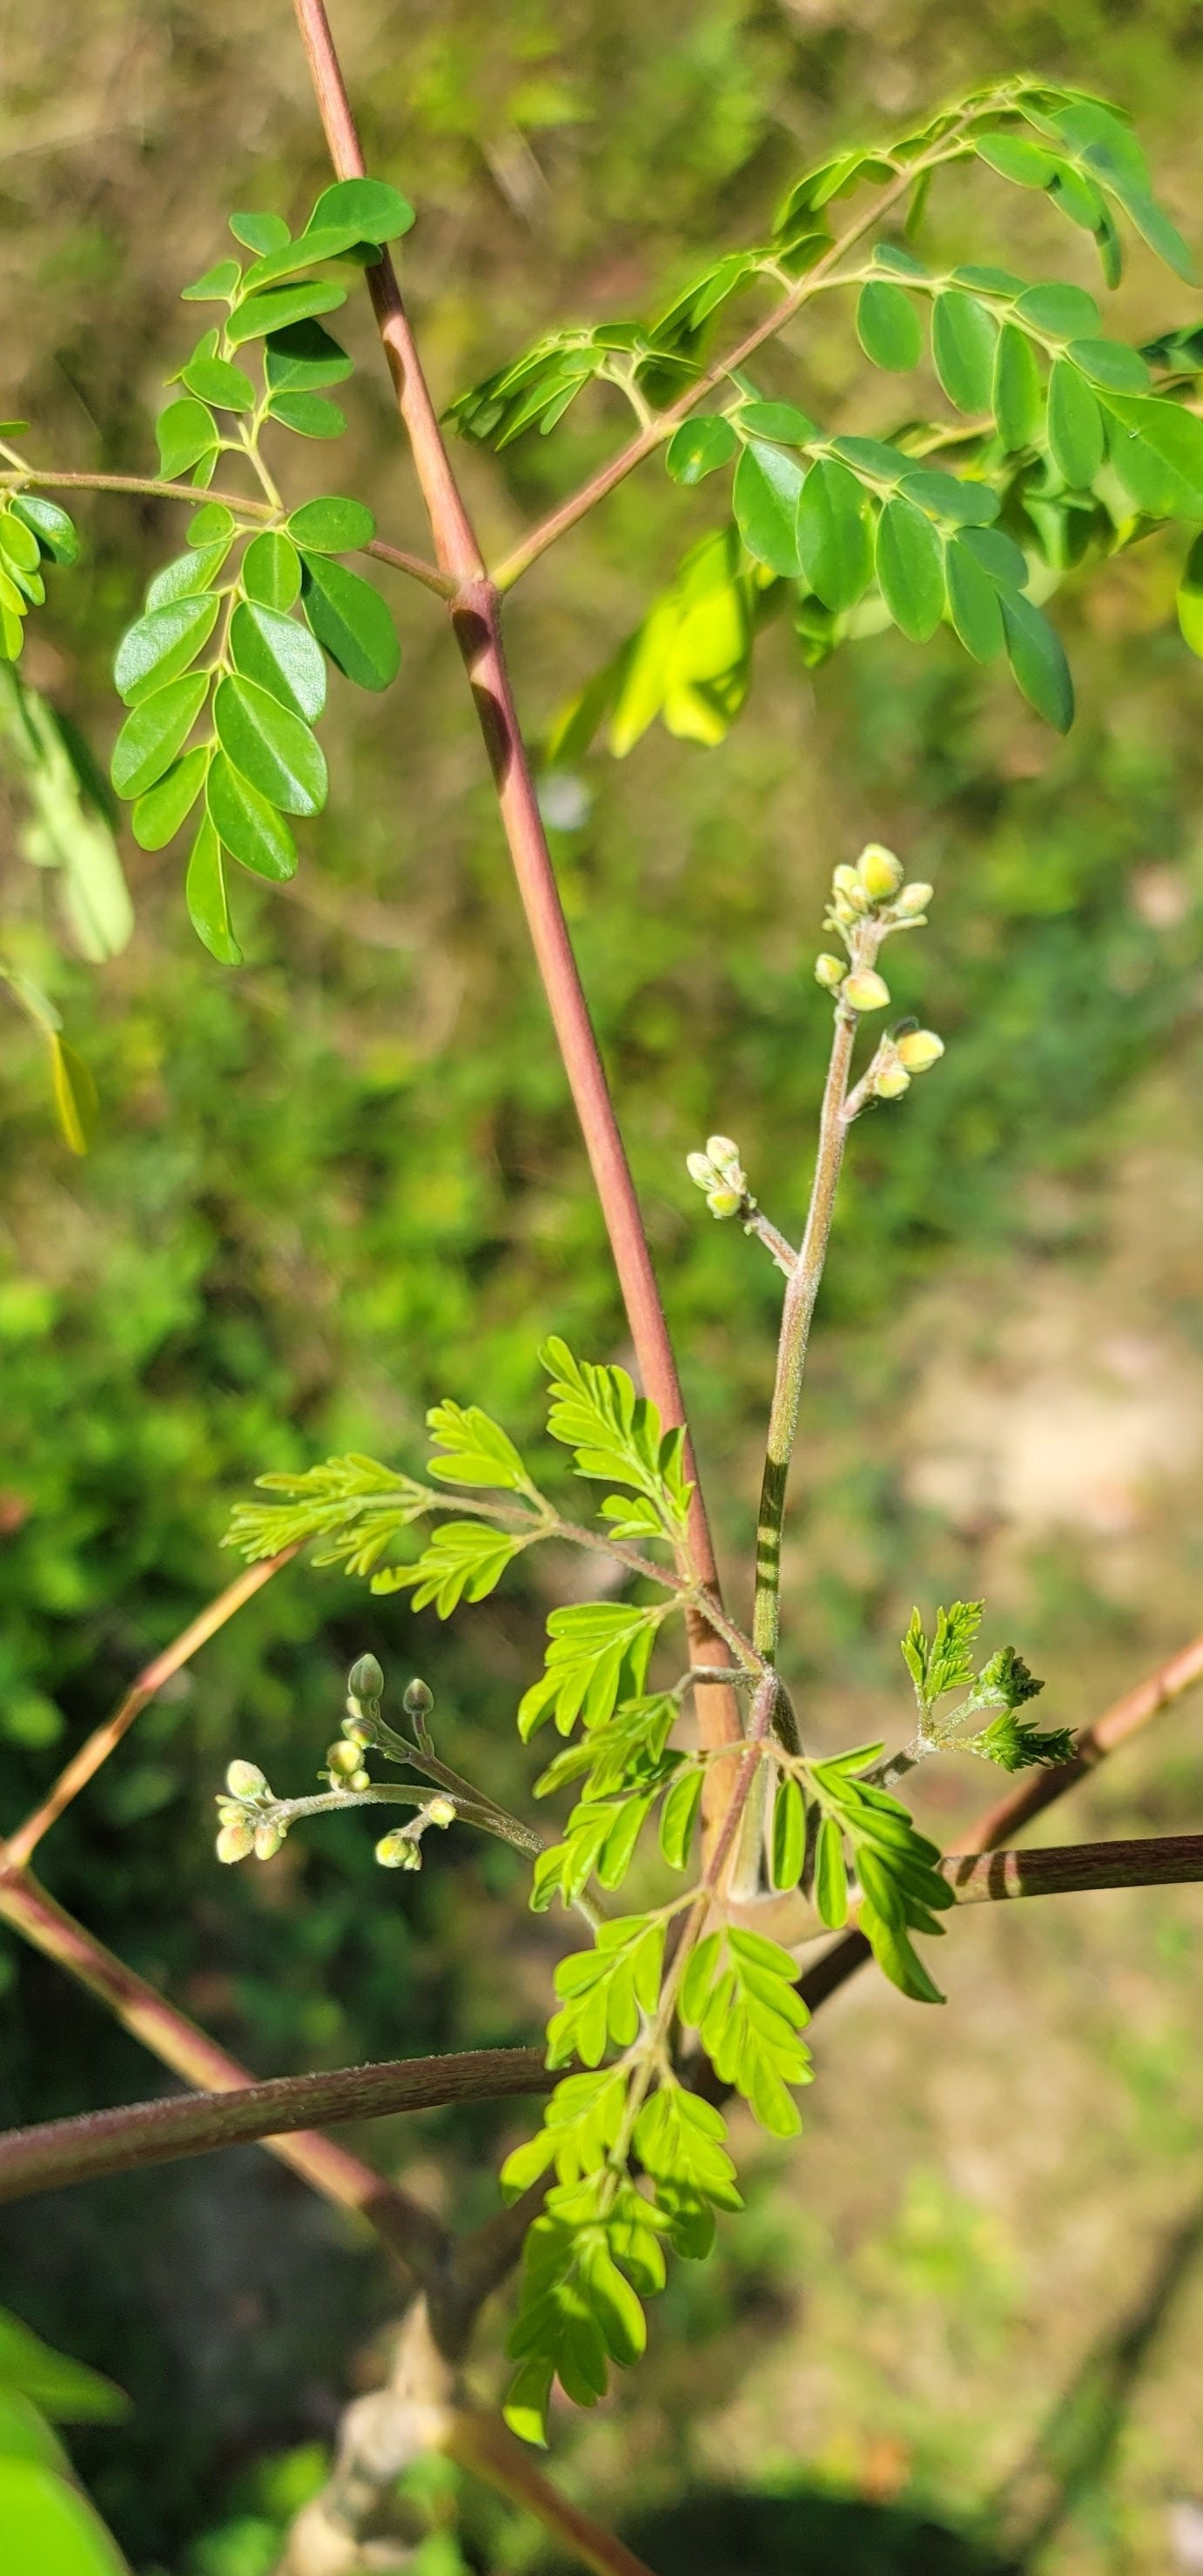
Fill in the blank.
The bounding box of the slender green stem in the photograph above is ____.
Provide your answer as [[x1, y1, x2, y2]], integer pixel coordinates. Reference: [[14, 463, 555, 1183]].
[[0, 464, 452, 595]]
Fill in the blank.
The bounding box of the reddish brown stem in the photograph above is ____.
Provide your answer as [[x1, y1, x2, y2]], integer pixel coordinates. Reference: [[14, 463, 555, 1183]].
[[3, 1550, 296, 1871], [447, 2412, 658, 2576], [940, 1832, 1203, 1905], [291, 0, 741, 1806]]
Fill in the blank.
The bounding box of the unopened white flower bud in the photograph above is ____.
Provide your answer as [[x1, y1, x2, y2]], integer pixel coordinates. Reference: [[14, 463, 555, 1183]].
[[832, 863, 870, 911], [216, 1819, 254, 1864], [342, 1714, 373, 1747], [426, 1796, 456, 1828], [875, 1063, 911, 1100], [814, 953, 846, 991], [857, 842, 904, 900], [895, 1028, 944, 1073], [893, 881, 933, 918], [349, 1768, 371, 1792], [225, 1760, 267, 1801], [843, 968, 890, 1012], [686, 1151, 714, 1188], [253, 1819, 286, 1860]]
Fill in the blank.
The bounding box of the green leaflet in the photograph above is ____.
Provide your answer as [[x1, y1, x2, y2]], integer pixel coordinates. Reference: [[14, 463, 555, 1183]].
[[267, 393, 346, 441], [856, 279, 922, 372], [1103, 392, 1203, 518], [225, 279, 347, 346], [144, 541, 232, 610], [733, 439, 804, 576], [181, 353, 256, 413], [931, 289, 998, 414], [1178, 530, 1203, 655], [305, 176, 415, 244], [113, 594, 219, 705], [228, 602, 326, 723], [131, 746, 209, 851], [541, 1336, 691, 1535], [205, 751, 297, 880], [518, 1601, 668, 1742], [426, 1396, 534, 1492], [944, 537, 1005, 662], [687, 1927, 813, 2136], [110, 671, 209, 800], [814, 1813, 849, 1927], [664, 415, 737, 485], [999, 590, 1074, 733], [659, 1768, 702, 1870], [993, 323, 1044, 450], [287, 494, 375, 553], [263, 319, 353, 393], [185, 814, 242, 965], [49, 1035, 97, 1156], [796, 457, 874, 612], [212, 674, 327, 817], [241, 530, 302, 609], [876, 494, 944, 641], [1046, 359, 1105, 486], [770, 1772, 804, 1890], [1013, 279, 1100, 337], [155, 396, 218, 480], [299, 554, 400, 690], [225, 1453, 429, 1576], [386, 1521, 527, 1615]]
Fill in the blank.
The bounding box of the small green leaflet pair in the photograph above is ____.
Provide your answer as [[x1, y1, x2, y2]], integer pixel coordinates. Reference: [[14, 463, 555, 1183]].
[[0, 492, 78, 663], [107, 178, 413, 962]]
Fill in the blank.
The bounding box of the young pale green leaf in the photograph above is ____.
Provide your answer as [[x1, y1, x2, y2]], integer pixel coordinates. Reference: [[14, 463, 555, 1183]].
[[944, 537, 1005, 662], [229, 211, 291, 255], [264, 319, 353, 393], [999, 591, 1074, 732], [225, 281, 348, 348], [212, 675, 327, 817], [205, 752, 297, 881], [306, 177, 415, 245], [131, 746, 209, 851], [299, 555, 400, 690], [181, 354, 257, 414], [770, 1773, 804, 1891], [659, 1767, 702, 1870], [181, 259, 241, 301], [875, 494, 944, 641], [993, 322, 1044, 449], [426, 1397, 534, 1492], [796, 457, 874, 612], [518, 1602, 666, 1742], [924, 1600, 982, 1701], [185, 814, 242, 965], [814, 1813, 849, 1927], [541, 1337, 691, 1530], [156, 397, 218, 481], [931, 290, 998, 414], [287, 495, 375, 554], [110, 671, 209, 800], [1046, 359, 1105, 486], [393, 1521, 527, 1616], [963, 1710, 1077, 1772], [113, 594, 219, 706], [267, 393, 346, 441], [241, 529, 302, 610], [859, 1896, 945, 2004], [856, 279, 923, 372], [732, 439, 803, 576], [228, 602, 326, 724]]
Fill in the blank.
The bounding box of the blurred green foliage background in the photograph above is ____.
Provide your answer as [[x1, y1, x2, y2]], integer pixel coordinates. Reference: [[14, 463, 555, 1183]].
[[3, 2, 1203, 2569]]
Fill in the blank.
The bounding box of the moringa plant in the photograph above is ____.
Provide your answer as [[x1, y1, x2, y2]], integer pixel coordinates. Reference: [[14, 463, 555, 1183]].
[[5, 9, 1203, 2571]]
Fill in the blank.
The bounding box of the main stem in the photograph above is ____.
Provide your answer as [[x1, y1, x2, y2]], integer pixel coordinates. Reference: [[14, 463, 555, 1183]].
[[291, 0, 741, 1810]]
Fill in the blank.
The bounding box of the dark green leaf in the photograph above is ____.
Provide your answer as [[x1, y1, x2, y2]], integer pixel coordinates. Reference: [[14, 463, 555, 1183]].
[[229, 211, 290, 254], [999, 590, 1073, 731], [155, 397, 218, 480], [263, 319, 353, 393], [306, 177, 415, 244], [241, 529, 301, 610], [185, 814, 242, 963], [958, 524, 1029, 588], [205, 750, 297, 880], [110, 672, 209, 799], [299, 554, 400, 689], [181, 259, 241, 301], [131, 746, 209, 850], [1047, 160, 1107, 233], [856, 279, 923, 373], [944, 536, 1005, 662], [186, 503, 235, 548], [113, 593, 219, 706], [212, 674, 327, 816], [1013, 280, 1100, 337], [266, 393, 346, 440], [931, 290, 998, 414], [732, 440, 803, 575], [286, 494, 375, 554], [1046, 360, 1104, 486], [796, 456, 874, 610], [225, 280, 347, 346], [145, 541, 232, 610], [10, 495, 78, 564], [664, 416, 738, 486], [229, 602, 326, 723], [993, 323, 1044, 449], [876, 494, 944, 641], [181, 355, 257, 413]]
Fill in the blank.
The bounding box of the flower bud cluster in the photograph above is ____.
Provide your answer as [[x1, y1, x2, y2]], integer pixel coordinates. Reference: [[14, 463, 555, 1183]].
[[215, 1759, 288, 1866], [867, 1024, 945, 1103], [686, 1133, 749, 1223], [375, 1794, 457, 1873], [812, 845, 944, 1103]]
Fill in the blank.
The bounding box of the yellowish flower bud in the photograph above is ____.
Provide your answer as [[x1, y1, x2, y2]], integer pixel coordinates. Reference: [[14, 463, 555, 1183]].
[[426, 1796, 456, 1827], [894, 881, 933, 918], [686, 1151, 714, 1188], [253, 1819, 285, 1861], [875, 1064, 911, 1100], [225, 1760, 267, 1800], [832, 863, 870, 911], [814, 952, 846, 991], [376, 1829, 421, 1870], [704, 1135, 743, 1184], [857, 842, 904, 900], [843, 969, 890, 1012], [350, 1769, 371, 1792], [895, 1028, 944, 1073], [216, 1819, 254, 1865], [327, 1739, 361, 1779], [706, 1186, 743, 1221], [342, 1715, 373, 1748]]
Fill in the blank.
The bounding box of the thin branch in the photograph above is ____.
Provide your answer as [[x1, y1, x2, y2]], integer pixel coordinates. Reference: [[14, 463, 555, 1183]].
[[490, 111, 985, 592], [798, 1626, 1203, 2016], [446, 2410, 658, 2576], [939, 1832, 1203, 1907], [0, 2047, 554, 2207], [3, 1550, 296, 1871], [292, 0, 743, 1826], [0, 1860, 448, 2283], [0, 466, 451, 594]]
